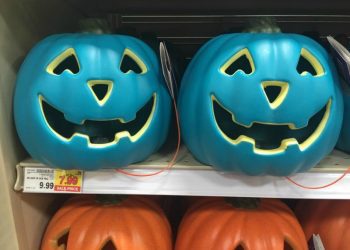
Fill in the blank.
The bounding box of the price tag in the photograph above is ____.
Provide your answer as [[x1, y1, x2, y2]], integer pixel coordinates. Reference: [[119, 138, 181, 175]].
[[23, 167, 55, 192], [54, 169, 83, 193], [23, 167, 83, 193]]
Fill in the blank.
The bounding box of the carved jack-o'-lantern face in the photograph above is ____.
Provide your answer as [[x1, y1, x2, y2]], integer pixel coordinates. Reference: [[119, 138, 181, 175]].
[[41, 195, 173, 250], [175, 198, 308, 250], [179, 33, 343, 175], [14, 34, 171, 170]]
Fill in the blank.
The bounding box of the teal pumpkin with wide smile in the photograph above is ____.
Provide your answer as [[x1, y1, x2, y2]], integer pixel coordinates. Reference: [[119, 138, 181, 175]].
[[179, 33, 343, 176], [14, 34, 171, 170]]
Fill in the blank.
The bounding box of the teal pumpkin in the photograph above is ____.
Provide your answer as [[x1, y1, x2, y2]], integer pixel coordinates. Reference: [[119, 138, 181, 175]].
[[178, 33, 343, 175], [14, 34, 171, 170]]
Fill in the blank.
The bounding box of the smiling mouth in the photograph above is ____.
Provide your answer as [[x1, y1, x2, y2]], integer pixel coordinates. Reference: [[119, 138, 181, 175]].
[[40, 94, 156, 146], [212, 96, 331, 154]]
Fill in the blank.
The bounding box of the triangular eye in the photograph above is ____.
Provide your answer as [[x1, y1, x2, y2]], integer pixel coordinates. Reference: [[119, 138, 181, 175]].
[[297, 48, 324, 76], [47, 48, 80, 75], [284, 240, 293, 250], [57, 230, 69, 248], [102, 240, 117, 250], [221, 48, 255, 75], [235, 244, 244, 250], [120, 48, 147, 74]]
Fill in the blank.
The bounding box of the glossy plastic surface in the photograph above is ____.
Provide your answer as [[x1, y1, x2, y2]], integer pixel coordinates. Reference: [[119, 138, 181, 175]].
[[14, 34, 171, 170], [178, 33, 343, 176]]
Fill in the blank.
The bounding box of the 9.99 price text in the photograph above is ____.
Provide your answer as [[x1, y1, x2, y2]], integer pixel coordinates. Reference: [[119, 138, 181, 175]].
[[39, 182, 54, 189]]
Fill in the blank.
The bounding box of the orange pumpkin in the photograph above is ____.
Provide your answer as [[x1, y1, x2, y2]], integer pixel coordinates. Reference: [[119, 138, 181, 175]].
[[41, 195, 172, 250], [175, 197, 307, 250], [295, 199, 350, 250]]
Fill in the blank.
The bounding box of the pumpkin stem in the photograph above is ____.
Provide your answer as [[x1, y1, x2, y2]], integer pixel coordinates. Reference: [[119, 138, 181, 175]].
[[78, 18, 112, 34], [96, 194, 128, 205], [244, 17, 281, 33], [225, 197, 260, 210]]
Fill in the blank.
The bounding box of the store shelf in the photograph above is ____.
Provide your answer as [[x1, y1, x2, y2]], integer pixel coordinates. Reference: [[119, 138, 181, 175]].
[[14, 148, 350, 199]]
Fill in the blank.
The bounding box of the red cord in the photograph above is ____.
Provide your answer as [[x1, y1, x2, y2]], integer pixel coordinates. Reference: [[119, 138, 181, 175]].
[[115, 97, 181, 177], [285, 165, 350, 189], [116, 93, 350, 186]]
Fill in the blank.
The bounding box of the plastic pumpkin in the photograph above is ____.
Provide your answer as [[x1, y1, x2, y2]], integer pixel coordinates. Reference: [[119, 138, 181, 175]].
[[295, 199, 350, 250], [14, 34, 171, 170], [175, 197, 307, 250], [178, 33, 343, 175], [41, 195, 172, 250]]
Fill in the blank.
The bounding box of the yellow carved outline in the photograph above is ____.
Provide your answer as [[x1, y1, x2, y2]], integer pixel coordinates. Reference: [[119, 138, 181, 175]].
[[211, 96, 299, 129], [220, 48, 255, 75], [39, 93, 157, 147], [261, 81, 289, 109], [121, 48, 147, 74], [299, 100, 331, 151], [211, 95, 331, 155], [46, 48, 80, 75], [300, 48, 324, 77], [87, 80, 113, 106], [39, 95, 72, 142]]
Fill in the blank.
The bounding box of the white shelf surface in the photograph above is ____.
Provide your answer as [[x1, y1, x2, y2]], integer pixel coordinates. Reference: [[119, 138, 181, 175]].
[[15, 148, 350, 199]]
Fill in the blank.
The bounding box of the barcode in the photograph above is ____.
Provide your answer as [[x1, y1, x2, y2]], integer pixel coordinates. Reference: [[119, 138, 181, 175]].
[[35, 169, 53, 174]]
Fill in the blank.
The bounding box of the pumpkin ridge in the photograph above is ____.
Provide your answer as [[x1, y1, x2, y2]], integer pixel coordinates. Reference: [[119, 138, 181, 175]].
[[95, 207, 125, 250], [263, 201, 307, 250], [48, 198, 95, 227], [225, 209, 247, 249], [261, 209, 304, 249], [114, 199, 171, 250], [130, 196, 163, 214], [42, 201, 97, 249], [242, 214, 274, 249], [66, 206, 104, 250], [176, 203, 218, 248], [208, 206, 241, 249], [131, 197, 172, 233], [128, 203, 166, 249], [112, 202, 147, 249], [109, 205, 130, 250]]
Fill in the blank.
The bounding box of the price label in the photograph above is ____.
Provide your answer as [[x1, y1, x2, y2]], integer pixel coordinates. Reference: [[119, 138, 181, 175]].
[[23, 168, 55, 192], [54, 169, 83, 193], [23, 168, 83, 193]]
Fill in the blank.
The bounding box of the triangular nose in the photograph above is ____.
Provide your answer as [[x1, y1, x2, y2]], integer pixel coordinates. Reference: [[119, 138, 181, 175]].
[[261, 81, 289, 109], [88, 80, 113, 106]]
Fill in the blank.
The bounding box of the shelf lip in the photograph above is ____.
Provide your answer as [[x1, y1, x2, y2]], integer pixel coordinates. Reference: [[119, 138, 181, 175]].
[[14, 149, 350, 199]]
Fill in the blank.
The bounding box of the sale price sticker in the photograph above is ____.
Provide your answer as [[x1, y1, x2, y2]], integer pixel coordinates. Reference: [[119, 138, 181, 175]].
[[54, 169, 83, 193]]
